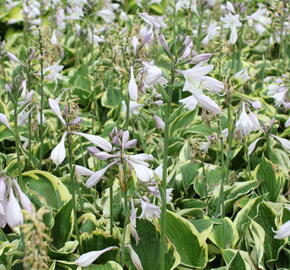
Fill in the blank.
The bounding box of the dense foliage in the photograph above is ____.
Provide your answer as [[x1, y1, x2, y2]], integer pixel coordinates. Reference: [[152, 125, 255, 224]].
[[0, 0, 289, 269]]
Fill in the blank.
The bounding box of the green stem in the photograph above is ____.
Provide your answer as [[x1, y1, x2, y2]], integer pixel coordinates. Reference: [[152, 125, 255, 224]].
[[14, 103, 22, 182], [219, 136, 225, 218], [110, 183, 114, 235], [201, 159, 208, 215], [160, 59, 177, 270], [66, 129, 81, 250], [244, 138, 251, 180], [121, 188, 129, 267], [38, 29, 45, 168]]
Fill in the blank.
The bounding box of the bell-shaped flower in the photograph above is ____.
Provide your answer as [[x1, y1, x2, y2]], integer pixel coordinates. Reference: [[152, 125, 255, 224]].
[[273, 220, 290, 239], [153, 115, 165, 130], [129, 199, 140, 244], [142, 62, 162, 88], [194, 93, 221, 114], [75, 165, 94, 176], [271, 135, 290, 152], [128, 66, 138, 101], [0, 113, 11, 130], [43, 61, 64, 82], [221, 13, 242, 44], [131, 36, 139, 55], [122, 100, 144, 115], [51, 132, 67, 166], [138, 197, 161, 220], [235, 103, 260, 136], [247, 7, 271, 35], [285, 118, 290, 128], [248, 138, 263, 155], [127, 245, 144, 270], [6, 188, 23, 227], [48, 98, 66, 125], [73, 132, 112, 152], [13, 180, 33, 213], [75, 246, 118, 267], [0, 177, 6, 201], [202, 21, 220, 45], [85, 160, 118, 188]]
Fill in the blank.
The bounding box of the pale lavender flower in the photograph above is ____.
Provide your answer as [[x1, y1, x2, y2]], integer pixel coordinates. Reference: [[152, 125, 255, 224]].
[[6, 188, 23, 227], [273, 220, 290, 239], [75, 246, 118, 267], [138, 197, 160, 220], [127, 245, 144, 270], [128, 66, 138, 101], [0, 113, 11, 130], [202, 21, 220, 45], [221, 13, 242, 44], [271, 135, 290, 152], [50, 132, 67, 166], [153, 115, 165, 130]]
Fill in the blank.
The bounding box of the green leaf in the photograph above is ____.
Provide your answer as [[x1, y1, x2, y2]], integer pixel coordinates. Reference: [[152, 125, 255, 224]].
[[208, 218, 239, 249], [128, 219, 180, 270], [22, 170, 71, 209], [51, 200, 74, 249], [254, 202, 286, 265], [223, 250, 253, 270], [257, 158, 283, 202], [165, 210, 208, 268]]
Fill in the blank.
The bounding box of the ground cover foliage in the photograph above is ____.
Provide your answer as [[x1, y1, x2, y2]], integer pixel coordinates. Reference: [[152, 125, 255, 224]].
[[0, 0, 289, 269]]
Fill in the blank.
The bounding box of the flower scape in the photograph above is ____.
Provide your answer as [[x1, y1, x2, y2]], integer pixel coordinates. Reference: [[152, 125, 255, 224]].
[[0, 0, 289, 269]]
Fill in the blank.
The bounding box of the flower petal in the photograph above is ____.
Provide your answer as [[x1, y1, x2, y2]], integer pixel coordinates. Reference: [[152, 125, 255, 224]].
[[51, 132, 67, 166], [48, 98, 66, 125]]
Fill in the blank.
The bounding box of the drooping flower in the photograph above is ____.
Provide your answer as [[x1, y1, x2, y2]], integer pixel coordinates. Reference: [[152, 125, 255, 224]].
[[179, 63, 224, 114], [128, 66, 138, 101], [138, 197, 161, 220], [75, 246, 118, 267], [221, 13, 242, 44], [235, 103, 260, 136], [6, 188, 23, 227], [273, 220, 290, 239], [50, 132, 67, 166]]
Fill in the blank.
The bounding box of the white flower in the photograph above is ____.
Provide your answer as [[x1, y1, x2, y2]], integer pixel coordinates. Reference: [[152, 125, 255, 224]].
[[6, 188, 23, 227], [73, 132, 112, 152], [272, 135, 290, 152], [153, 115, 165, 130], [13, 180, 32, 213], [43, 61, 63, 81], [0, 113, 11, 130], [202, 21, 220, 45], [51, 132, 67, 166], [75, 165, 94, 176], [0, 177, 6, 201], [131, 36, 139, 55], [235, 103, 260, 136], [273, 220, 290, 239], [248, 137, 263, 155], [194, 93, 221, 114], [122, 101, 144, 115], [48, 98, 66, 125], [234, 68, 250, 81], [285, 118, 290, 128], [85, 161, 118, 188], [221, 13, 242, 44], [247, 7, 271, 35], [180, 95, 198, 110], [75, 246, 118, 267], [127, 245, 144, 270], [128, 66, 138, 101], [142, 63, 162, 88], [138, 198, 160, 220], [51, 30, 58, 45], [98, 9, 115, 23]]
